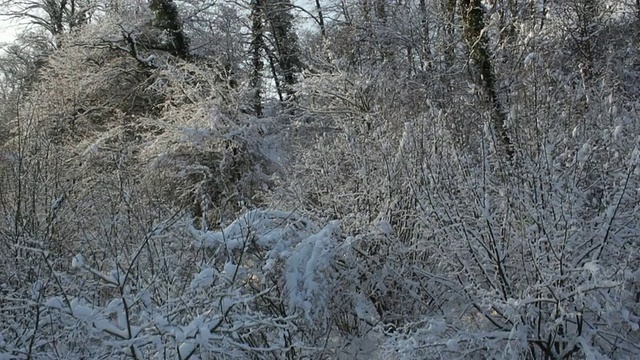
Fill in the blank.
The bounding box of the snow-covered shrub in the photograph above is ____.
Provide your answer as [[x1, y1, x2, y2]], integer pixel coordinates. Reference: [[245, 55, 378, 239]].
[[369, 64, 640, 358], [277, 24, 640, 357], [0, 208, 375, 359], [190, 209, 374, 352], [135, 61, 280, 227]]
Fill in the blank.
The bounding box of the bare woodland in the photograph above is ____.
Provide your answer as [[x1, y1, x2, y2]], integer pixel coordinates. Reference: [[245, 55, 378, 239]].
[[1, 0, 640, 359]]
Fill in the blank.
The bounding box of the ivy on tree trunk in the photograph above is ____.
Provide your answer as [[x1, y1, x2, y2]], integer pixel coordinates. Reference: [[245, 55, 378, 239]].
[[149, 0, 190, 60], [460, 0, 514, 158], [250, 0, 265, 117]]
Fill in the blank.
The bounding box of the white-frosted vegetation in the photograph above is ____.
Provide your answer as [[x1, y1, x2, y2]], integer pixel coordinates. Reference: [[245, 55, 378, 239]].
[[1, 0, 639, 359]]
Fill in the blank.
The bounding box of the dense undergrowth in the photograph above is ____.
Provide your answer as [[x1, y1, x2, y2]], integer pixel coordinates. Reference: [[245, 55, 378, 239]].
[[1, 0, 640, 359]]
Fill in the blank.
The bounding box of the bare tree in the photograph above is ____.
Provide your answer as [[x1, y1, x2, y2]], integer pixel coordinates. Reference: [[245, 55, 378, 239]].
[[0, 0, 94, 38]]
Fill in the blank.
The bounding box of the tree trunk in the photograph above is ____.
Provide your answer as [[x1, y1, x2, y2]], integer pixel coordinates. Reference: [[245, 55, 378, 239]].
[[419, 0, 431, 70], [149, 0, 190, 60], [315, 0, 326, 39], [264, 0, 301, 101], [460, 0, 514, 158], [443, 0, 457, 66], [250, 0, 264, 117]]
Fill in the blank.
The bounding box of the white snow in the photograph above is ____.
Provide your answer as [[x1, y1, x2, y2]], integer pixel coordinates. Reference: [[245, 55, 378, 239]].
[[577, 142, 591, 165], [71, 302, 93, 320], [583, 261, 599, 273], [613, 125, 623, 140], [523, 52, 537, 66], [223, 261, 242, 283], [376, 218, 394, 237], [285, 220, 341, 322], [191, 209, 316, 252], [190, 267, 216, 290], [71, 254, 84, 268], [354, 294, 379, 324], [630, 147, 640, 166], [45, 296, 65, 309]]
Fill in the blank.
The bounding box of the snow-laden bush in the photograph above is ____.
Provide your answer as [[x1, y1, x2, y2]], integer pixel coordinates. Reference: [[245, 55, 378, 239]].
[[0, 209, 385, 359], [190, 209, 380, 351], [279, 42, 640, 358], [282, 106, 640, 358]]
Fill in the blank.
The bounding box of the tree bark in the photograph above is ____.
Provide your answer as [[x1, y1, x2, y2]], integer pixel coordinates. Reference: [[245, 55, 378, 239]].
[[460, 0, 514, 158], [315, 0, 326, 39], [264, 0, 302, 101], [149, 0, 190, 60], [419, 0, 431, 70], [250, 0, 264, 117]]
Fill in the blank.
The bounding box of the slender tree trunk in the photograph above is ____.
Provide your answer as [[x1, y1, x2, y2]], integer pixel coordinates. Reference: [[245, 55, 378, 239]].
[[265, 47, 284, 102], [250, 0, 264, 117], [374, 0, 386, 20], [68, 0, 90, 30], [443, 0, 457, 66], [264, 0, 301, 102], [362, 0, 371, 23], [419, 0, 431, 70], [315, 0, 326, 39], [460, 0, 514, 158], [540, 0, 548, 29], [149, 0, 190, 59], [374, 0, 390, 62], [579, 0, 597, 77]]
